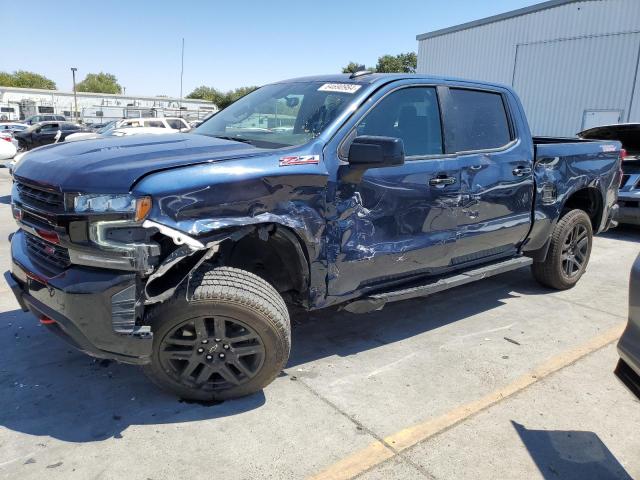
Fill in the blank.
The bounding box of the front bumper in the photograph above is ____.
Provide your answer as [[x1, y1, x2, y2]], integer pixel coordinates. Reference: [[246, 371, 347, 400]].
[[6, 230, 152, 364]]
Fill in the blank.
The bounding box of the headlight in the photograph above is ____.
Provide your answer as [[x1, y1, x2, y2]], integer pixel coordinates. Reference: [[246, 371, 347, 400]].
[[74, 194, 152, 221]]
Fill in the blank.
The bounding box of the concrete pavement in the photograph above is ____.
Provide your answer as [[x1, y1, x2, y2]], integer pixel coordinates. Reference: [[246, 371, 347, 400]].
[[0, 168, 638, 479]]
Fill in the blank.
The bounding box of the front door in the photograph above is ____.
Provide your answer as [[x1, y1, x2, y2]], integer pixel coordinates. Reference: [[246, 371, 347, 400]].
[[329, 85, 460, 296], [440, 87, 533, 264]]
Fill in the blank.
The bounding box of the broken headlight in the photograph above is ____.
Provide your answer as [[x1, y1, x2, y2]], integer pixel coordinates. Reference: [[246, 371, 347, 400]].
[[74, 194, 152, 221]]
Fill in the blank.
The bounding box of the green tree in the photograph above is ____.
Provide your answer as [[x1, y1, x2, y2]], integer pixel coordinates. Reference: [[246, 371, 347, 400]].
[[341, 62, 368, 74], [375, 52, 417, 73], [76, 72, 122, 94], [187, 85, 258, 109], [221, 86, 258, 108], [0, 70, 56, 89]]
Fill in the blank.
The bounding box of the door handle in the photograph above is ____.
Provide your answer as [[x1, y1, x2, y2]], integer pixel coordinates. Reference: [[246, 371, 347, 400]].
[[429, 176, 456, 187], [512, 166, 532, 177]]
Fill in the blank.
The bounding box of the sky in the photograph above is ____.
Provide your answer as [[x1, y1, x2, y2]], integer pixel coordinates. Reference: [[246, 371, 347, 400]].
[[5, 0, 541, 97]]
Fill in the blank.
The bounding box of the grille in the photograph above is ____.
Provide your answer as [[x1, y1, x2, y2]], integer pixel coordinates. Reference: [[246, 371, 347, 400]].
[[15, 182, 64, 211], [24, 232, 70, 273]]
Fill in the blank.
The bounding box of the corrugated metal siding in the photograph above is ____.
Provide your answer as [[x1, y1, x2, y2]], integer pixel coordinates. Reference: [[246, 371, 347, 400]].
[[514, 32, 640, 135], [417, 0, 640, 135]]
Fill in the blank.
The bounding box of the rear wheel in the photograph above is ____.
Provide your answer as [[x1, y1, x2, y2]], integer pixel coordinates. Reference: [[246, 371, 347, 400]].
[[143, 266, 290, 401], [531, 209, 593, 290]]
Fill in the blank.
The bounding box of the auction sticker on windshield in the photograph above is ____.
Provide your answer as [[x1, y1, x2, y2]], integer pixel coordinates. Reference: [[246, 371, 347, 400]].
[[279, 155, 320, 167], [318, 83, 362, 94]]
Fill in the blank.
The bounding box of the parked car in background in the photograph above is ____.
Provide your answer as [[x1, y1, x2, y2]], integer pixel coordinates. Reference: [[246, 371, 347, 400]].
[[579, 123, 640, 225], [1, 122, 28, 134], [616, 252, 640, 400], [22, 114, 66, 125], [13, 121, 89, 151], [65, 117, 190, 142], [0, 135, 17, 161], [5, 73, 622, 401]]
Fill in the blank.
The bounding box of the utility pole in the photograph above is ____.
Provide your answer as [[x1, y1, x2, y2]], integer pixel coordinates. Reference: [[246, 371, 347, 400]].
[[180, 38, 184, 116], [71, 67, 78, 123]]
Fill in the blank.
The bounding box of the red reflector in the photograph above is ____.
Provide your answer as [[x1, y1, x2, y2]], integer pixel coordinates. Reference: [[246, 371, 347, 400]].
[[39, 315, 56, 325], [1, 137, 11, 142], [36, 229, 60, 244], [620, 148, 627, 160]]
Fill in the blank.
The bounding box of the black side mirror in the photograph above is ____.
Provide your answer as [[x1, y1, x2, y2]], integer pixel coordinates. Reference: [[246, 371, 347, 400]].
[[348, 135, 405, 168]]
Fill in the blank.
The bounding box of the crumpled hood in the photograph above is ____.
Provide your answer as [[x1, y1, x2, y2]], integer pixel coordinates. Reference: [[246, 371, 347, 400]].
[[13, 133, 264, 193]]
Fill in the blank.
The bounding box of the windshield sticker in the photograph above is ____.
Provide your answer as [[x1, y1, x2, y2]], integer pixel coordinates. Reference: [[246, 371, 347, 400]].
[[279, 155, 320, 167], [601, 144, 617, 153], [318, 83, 362, 94]]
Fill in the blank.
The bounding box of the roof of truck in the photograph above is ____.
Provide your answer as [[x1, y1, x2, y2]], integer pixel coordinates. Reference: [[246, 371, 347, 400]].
[[273, 73, 511, 90]]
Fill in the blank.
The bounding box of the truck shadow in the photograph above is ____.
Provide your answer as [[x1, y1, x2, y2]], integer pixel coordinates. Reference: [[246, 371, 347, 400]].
[[601, 224, 640, 243], [512, 421, 633, 479], [0, 309, 266, 443], [0, 222, 630, 443]]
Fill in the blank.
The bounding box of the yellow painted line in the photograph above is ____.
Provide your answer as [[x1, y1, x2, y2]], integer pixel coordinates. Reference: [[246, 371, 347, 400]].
[[309, 323, 625, 480]]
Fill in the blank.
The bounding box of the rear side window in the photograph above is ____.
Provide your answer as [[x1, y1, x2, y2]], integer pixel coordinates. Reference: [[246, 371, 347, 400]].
[[444, 89, 512, 152], [145, 120, 165, 128], [166, 119, 186, 129]]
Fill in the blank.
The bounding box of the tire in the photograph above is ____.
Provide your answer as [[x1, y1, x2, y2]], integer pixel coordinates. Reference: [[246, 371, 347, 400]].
[[531, 209, 593, 290], [143, 266, 290, 401]]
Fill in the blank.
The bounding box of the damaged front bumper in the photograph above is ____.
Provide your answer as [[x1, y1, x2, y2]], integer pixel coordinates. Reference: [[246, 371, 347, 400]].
[[7, 230, 152, 364]]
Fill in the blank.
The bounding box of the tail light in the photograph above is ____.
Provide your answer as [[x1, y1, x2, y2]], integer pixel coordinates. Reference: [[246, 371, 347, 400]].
[[1, 137, 11, 142], [619, 149, 625, 187]]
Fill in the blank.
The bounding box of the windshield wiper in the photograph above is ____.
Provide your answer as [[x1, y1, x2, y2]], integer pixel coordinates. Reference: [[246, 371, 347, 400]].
[[209, 135, 255, 144]]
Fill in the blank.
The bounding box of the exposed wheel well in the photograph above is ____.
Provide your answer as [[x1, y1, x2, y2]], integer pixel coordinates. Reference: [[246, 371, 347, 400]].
[[562, 187, 603, 231], [219, 225, 310, 307]]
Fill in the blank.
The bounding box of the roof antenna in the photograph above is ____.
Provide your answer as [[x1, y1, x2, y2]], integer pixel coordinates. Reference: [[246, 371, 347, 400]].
[[349, 70, 374, 79]]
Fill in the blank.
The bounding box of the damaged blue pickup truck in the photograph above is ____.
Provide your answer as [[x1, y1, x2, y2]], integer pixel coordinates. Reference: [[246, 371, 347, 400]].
[[6, 73, 622, 400]]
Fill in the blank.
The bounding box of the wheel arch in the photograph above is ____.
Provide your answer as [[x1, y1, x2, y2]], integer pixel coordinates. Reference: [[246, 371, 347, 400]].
[[220, 223, 311, 307], [561, 187, 604, 231]]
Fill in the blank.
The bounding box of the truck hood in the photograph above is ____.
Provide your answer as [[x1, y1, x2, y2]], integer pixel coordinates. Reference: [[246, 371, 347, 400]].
[[13, 133, 264, 193]]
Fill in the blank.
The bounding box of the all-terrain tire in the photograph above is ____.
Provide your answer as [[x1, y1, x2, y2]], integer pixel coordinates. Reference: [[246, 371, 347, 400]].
[[531, 209, 593, 290], [143, 266, 290, 401]]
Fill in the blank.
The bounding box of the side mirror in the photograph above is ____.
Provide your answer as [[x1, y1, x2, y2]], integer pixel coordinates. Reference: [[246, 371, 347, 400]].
[[348, 135, 405, 168]]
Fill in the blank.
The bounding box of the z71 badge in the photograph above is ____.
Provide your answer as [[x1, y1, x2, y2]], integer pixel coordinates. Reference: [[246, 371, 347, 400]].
[[279, 155, 320, 166]]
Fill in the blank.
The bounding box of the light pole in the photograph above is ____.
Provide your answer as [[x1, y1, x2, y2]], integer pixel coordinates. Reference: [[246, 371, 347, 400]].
[[70, 67, 78, 123]]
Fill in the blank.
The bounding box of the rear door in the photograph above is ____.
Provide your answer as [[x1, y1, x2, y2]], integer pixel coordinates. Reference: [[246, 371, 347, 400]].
[[440, 87, 533, 264]]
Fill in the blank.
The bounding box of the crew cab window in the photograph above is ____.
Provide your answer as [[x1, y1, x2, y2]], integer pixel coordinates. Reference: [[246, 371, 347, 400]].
[[355, 86, 443, 157], [445, 89, 512, 152], [166, 119, 186, 129]]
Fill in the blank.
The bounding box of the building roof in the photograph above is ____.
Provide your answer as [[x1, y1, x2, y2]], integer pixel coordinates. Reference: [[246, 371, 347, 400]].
[[0, 85, 213, 104], [416, 0, 582, 40]]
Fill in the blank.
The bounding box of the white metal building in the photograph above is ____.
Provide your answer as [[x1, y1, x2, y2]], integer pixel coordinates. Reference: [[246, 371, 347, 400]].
[[0, 87, 217, 124], [416, 0, 640, 136]]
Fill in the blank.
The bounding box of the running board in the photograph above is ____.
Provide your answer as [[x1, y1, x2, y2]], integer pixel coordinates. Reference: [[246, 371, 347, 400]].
[[342, 256, 533, 314]]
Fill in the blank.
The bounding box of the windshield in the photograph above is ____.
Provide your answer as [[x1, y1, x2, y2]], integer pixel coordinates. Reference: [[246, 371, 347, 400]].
[[194, 81, 358, 148]]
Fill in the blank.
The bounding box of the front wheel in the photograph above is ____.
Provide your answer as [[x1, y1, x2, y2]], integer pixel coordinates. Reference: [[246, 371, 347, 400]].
[[531, 209, 593, 290], [143, 267, 290, 401]]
